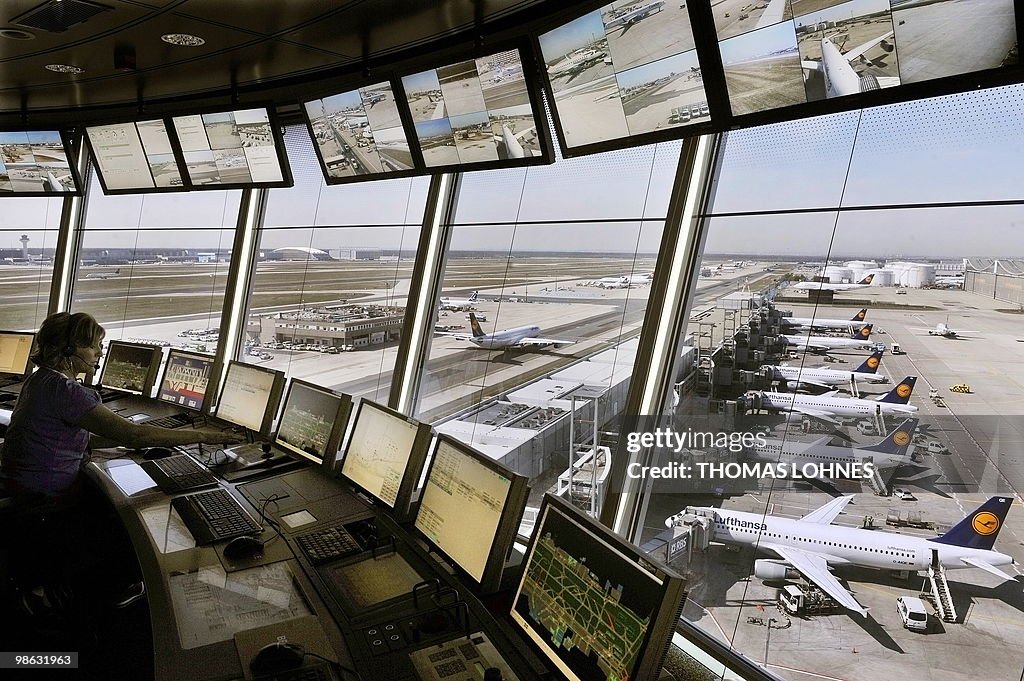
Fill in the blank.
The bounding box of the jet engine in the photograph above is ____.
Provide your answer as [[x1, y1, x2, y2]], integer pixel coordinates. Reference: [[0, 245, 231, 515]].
[[754, 559, 800, 581]]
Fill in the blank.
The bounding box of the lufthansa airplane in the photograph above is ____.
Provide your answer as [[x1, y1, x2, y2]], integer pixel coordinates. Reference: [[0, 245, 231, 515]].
[[763, 350, 888, 391], [746, 418, 919, 471], [440, 312, 574, 350], [780, 325, 875, 353], [780, 308, 868, 331], [743, 376, 918, 424]]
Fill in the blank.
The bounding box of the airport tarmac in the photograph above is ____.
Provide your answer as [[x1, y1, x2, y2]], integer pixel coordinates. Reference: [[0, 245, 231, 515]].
[[725, 54, 806, 115], [604, 1, 695, 72], [714, 0, 793, 41], [553, 75, 630, 147]]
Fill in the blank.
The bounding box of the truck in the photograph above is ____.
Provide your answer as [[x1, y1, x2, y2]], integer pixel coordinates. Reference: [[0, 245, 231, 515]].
[[891, 342, 904, 355], [886, 508, 932, 529], [778, 584, 842, 616]]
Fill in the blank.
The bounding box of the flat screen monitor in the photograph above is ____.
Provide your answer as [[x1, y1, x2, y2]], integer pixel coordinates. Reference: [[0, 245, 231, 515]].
[[214, 361, 285, 436], [85, 119, 185, 193], [274, 378, 352, 465], [0, 331, 34, 377], [0, 130, 80, 196], [97, 341, 163, 396], [303, 81, 417, 184], [171, 107, 292, 189], [399, 45, 552, 171], [156, 349, 216, 413], [538, 2, 708, 154], [511, 494, 687, 681], [414, 435, 529, 593], [339, 400, 432, 522]]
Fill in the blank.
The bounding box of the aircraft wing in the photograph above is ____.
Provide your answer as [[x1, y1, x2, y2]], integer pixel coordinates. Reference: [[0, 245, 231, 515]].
[[876, 76, 901, 88], [435, 331, 474, 342], [790, 406, 840, 425], [800, 495, 854, 524], [515, 337, 575, 347], [961, 556, 1014, 581], [843, 31, 895, 62], [763, 543, 869, 617], [792, 377, 834, 391]]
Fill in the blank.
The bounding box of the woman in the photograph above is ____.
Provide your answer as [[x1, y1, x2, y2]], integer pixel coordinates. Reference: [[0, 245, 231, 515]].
[[0, 311, 242, 497]]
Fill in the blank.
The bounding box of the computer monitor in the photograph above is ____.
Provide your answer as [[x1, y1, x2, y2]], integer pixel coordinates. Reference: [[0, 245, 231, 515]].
[[511, 494, 687, 681], [156, 349, 216, 413], [414, 435, 529, 593], [214, 360, 285, 437], [339, 400, 432, 522], [97, 341, 163, 396], [274, 378, 352, 466], [0, 129, 81, 196], [85, 119, 186, 194], [0, 331, 34, 379]]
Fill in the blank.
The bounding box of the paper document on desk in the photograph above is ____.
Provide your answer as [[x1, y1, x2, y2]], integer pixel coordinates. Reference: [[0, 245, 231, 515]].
[[140, 502, 196, 553], [168, 561, 311, 649], [107, 462, 158, 496]]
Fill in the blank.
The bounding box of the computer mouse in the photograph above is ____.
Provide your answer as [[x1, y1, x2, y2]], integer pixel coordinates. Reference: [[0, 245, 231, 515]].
[[223, 535, 264, 561], [142, 447, 174, 460], [250, 641, 305, 675]]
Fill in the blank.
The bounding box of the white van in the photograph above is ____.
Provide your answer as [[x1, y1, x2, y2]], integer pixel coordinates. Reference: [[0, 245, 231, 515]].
[[897, 596, 929, 631]]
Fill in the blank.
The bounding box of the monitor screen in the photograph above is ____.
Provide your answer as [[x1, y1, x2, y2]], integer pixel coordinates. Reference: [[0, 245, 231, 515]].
[[511, 495, 687, 681], [156, 350, 215, 412], [0, 130, 79, 195], [98, 341, 162, 394], [171, 108, 290, 188], [538, 2, 707, 151], [400, 47, 550, 169], [215, 361, 284, 434], [0, 331, 34, 376], [86, 119, 184, 192], [340, 400, 430, 518], [414, 436, 528, 590], [303, 81, 416, 183], [275, 379, 351, 464]]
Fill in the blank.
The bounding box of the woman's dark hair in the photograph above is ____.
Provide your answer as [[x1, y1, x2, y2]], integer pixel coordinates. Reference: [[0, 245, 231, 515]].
[[31, 312, 105, 368]]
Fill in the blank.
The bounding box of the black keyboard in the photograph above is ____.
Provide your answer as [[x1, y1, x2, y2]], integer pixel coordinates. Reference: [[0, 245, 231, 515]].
[[296, 525, 363, 565], [140, 454, 218, 494], [171, 488, 261, 545], [147, 412, 193, 429], [251, 662, 335, 681]]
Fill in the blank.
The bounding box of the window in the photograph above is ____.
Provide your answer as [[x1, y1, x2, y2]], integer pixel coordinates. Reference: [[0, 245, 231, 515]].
[[0, 197, 64, 330]]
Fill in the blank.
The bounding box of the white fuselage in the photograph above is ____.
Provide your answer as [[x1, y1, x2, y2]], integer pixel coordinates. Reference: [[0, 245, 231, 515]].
[[781, 334, 873, 351], [821, 37, 862, 98], [748, 438, 903, 469], [471, 324, 540, 349], [757, 391, 917, 418], [774, 365, 887, 386], [792, 281, 870, 292], [704, 507, 1014, 573], [783, 316, 862, 330]]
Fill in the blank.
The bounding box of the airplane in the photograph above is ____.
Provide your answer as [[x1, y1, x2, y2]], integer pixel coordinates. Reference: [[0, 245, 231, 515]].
[[780, 325, 875, 353], [780, 308, 867, 331], [547, 48, 608, 82], [598, 276, 630, 289], [911, 322, 978, 339], [671, 495, 1016, 617], [801, 30, 900, 99], [742, 376, 919, 424], [439, 312, 574, 350], [604, 1, 665, 33], [791, 273, 874, 292], [764, 350, 888, 391], [439, 290, 479, 311], [85, 268, 121, 280], [497, 124, 536, 159], [747, 417, 920, 470]]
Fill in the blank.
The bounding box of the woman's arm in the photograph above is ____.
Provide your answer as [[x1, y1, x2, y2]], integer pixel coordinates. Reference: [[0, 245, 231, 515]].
[[78, 404, 244, 449]]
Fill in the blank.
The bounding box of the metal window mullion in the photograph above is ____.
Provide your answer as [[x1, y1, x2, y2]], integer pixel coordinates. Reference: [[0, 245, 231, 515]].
[[48, 140, 92, 315]]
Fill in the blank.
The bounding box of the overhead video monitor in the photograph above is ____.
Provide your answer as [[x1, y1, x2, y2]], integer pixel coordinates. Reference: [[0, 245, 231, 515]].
[[0, 331, 34, 378], [303, 81, 418, 184], [156, 349, 215, 413], [214, 360, 285, 436], [399, 45, 553, 171], [339, 400, 432, 522], [511, 494, 687, 681], [275, 378, 352, 466], [97, 341, 163, 396], [414, 435, 529, 593], [0, 130, 80, 196], [537, 2, 708, 156], [85, 119, 186, 194], [170, 107, 292, 190]]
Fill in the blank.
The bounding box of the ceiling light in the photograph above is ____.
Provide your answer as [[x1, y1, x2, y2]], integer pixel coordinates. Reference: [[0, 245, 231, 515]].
[[161, 33, 205, 47], [45, 63, 84, 74], [0, 28, 36, 40]]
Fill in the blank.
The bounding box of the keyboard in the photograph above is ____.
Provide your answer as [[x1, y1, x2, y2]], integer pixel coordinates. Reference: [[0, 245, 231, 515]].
[[251, 662, 335, 681], [296, 525, 363, 565], [171, 488, 262, 545], [147, 412, 193, 429], [140, 454, 218, 494]]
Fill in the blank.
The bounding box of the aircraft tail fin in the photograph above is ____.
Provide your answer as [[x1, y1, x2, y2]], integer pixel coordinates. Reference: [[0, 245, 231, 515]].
[[877, 376, 916, 403], [469, 291, 478, 301], [933, 496, 1013, 551], [859, 273, 874, 285], [854, 350, 883, 374], [863, 418, 917, 455], [851, 308, 867, 322], [853, 323, 873, 340], [468, 313, 485, 338]]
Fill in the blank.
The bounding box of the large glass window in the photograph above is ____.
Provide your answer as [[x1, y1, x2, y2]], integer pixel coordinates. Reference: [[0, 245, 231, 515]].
[[0, 197, 63, 330], [242, 126, 428, 403], [641, 83, 1024, 681], [418, 140, 682, 522]]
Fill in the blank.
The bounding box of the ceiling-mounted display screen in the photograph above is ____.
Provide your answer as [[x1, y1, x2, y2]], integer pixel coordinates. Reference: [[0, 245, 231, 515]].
[[399, 46, 553, 170], [171, 107, 291, 189], [303, 81, 416, 184], [86, 120, 184, 193], [717, 0, 1017, 115], [0, 130, 79, 196], [538, 1, 708, 154]]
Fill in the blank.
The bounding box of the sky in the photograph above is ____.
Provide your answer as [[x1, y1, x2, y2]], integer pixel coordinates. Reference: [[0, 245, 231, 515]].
[[3, 84, 1024, 257]]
